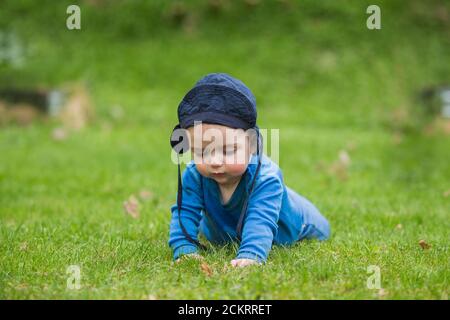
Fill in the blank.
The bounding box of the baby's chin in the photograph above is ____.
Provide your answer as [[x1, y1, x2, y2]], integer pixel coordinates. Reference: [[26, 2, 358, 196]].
[[195, 164, 248, 185], [225, 163, 248, 176], [211, 171, 247, 186], [210, 173, 234, 185]]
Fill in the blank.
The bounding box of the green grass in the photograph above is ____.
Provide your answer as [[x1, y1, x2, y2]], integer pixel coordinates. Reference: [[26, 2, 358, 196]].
[[0, 0, 449, 299]]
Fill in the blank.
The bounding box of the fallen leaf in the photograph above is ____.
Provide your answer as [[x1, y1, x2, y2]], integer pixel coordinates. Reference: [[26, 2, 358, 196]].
[[19, 242, 28, 251], [395, 224, 403, 230], [419, 239, 431, 250], [123, 195, 140, 219], [378, 288, 388, 298], [200, 262, 213, 277], [443, 189, 450, 197], [15, 283, 28, 290]]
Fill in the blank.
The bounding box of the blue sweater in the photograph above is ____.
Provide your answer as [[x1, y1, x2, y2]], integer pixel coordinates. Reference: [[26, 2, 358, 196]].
[[168, 154, 329, 262]]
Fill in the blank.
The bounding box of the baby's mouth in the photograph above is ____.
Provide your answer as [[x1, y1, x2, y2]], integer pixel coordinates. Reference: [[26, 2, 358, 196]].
[[211, 172, 225, 177]]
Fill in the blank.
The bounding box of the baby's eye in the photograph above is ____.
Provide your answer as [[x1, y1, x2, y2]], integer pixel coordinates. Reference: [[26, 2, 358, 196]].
[[223, 149, 233, 155], [224, 146, 237, 155], [193, 149, 204, 158]]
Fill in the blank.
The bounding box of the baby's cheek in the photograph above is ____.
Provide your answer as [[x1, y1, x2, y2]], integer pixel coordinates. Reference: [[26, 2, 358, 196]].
[[225, 164, 248, 176], [195, 164, 209, 177]]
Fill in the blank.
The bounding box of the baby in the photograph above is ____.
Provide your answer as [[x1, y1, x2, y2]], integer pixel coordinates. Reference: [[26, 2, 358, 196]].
[[169, 73, 330, 267]]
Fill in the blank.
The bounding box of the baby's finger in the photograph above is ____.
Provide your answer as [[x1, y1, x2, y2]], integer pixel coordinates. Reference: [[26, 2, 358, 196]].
[[232, 258, 260, 268], [176, 253, 202, 264], [230, 259, 249, 267], [230, 259, 239, 267]]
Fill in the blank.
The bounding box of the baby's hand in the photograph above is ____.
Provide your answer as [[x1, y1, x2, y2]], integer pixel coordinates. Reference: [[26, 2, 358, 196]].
[[175, 253, 203, 264], [230, 258, 260, 268]]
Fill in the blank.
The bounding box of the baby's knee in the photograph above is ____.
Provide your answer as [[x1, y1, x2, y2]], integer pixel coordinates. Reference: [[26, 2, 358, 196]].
[[299, 215, 331, 241]]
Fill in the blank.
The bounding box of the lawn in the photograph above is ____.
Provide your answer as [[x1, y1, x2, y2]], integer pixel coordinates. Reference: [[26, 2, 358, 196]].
[[0, 0, 449, 299]]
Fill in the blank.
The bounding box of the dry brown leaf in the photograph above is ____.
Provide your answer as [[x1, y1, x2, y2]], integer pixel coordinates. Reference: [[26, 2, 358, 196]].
[[19, 242, 28, 251], [419, 239, 431, 250], [378, 288, 388, 298], [443, 189, 450, 198], [16, 283, 28, 290], [123, 195, 140, 219], [200, 262, 213, 277]]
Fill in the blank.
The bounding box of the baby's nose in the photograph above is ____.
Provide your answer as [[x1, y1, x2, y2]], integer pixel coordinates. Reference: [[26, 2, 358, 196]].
[[207, 150, 224, 166], [209, 155, 223, 166]]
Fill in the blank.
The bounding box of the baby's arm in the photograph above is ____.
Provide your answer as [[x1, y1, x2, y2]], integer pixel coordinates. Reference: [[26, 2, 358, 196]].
[[234, 175, 284, 265], [168, 165, 204, 261]]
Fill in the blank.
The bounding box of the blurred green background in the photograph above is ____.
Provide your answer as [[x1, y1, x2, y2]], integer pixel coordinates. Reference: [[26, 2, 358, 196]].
[[0, 0, 449, 299]]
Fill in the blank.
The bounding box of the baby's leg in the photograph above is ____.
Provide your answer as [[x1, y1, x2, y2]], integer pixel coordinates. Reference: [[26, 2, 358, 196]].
[[294, 193, 330, 241]]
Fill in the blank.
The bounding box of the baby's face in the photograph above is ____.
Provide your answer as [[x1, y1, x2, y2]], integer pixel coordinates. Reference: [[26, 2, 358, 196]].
[[187, 123, 254, 186]]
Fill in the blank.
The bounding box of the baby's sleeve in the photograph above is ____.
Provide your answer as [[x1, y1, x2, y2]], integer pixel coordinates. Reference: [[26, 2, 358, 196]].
[[236, 175, 284, 263], [168, 165, 204, 260]]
